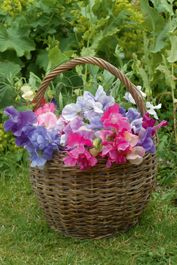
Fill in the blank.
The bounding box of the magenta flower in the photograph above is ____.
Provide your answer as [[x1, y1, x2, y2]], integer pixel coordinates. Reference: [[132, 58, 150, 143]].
[[101, 104, 131, 132], [142, 113, 168, 135], [66, 132, 93, 148], [63, 145, 97, 170], [64, 132, 97, 170], [142, 113, 156, 129], [100, 132, 131, 167]]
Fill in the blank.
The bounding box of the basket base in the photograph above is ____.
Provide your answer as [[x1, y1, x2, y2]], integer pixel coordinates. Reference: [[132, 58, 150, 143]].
[[47, 218, 139, 239]]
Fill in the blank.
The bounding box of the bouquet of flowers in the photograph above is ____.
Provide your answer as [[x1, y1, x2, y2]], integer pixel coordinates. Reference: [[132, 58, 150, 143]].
[[4, 85, 167, 170]]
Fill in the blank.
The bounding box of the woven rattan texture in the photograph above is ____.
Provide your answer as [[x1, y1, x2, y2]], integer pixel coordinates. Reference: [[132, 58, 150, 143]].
[[30, 153, 156, 239]]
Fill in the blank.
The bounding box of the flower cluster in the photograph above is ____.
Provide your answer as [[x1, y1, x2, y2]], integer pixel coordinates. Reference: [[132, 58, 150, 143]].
[[4, 86, 167, 169]]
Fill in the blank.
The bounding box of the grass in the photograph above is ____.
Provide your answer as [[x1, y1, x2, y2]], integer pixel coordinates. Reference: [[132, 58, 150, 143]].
[[1, 167, 177, 265]]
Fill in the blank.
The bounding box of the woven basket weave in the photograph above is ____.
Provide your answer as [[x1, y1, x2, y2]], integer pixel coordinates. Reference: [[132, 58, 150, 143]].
[[30, 57, 156, 239]]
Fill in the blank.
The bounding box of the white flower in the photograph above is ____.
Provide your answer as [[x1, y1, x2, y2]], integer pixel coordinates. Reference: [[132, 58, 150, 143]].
[[146, 102, 161, 120], [21, 84, 34, 101], [124, 85, 146, 105]]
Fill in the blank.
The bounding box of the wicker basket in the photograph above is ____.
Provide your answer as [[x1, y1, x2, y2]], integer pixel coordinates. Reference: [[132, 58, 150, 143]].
[[30, 57, 156, 239]]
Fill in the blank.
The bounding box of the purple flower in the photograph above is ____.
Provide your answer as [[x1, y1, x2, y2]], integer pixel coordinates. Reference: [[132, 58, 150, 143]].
[[24, 126, 61, 168], [62, 86, 115, 121], [87, 116, 103, 130], [64, 117, 84, 136], [15, 125, 34, 146], [131, 118, 143, 134], [94, 85, 115, 109], [4, 106, 36, 137], [119, 106, 126, 116], [126, 108, 141, 122], [138, 128, 155, 153]]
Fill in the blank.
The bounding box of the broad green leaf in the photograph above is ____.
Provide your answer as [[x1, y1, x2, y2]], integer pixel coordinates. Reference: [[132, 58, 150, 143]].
[[140, 0, 164, 32], [47, 46, 69, 72], [0, 77, 17, 109], [0, 61, 21, 77], [167, 36, 177, 63], [0, 26, 35, 57], [36, 50, 49, 71], [152, 22, 170, 53]]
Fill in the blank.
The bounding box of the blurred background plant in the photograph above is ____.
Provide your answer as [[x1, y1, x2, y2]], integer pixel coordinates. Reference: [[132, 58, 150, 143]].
[[0, 0, 176, 184]]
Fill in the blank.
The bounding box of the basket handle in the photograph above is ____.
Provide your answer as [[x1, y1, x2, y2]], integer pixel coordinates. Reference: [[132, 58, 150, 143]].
[[33, 56, 146, 114]]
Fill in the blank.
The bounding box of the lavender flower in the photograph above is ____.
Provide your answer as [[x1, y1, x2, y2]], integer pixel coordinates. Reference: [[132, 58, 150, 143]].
[[25, 126, 61, 168], [138, 128, 155, 153], [126, 108, 141, 122], [62, 85, 115, 122]]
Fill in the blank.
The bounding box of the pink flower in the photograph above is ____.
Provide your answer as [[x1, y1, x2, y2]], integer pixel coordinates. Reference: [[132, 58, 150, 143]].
[[153, 120, 168, 135], [35, 103, 56, 116], [63, 132, 97, 170], [36, 112, 57, 129], [66, 132, 92, 147], [124, 131, 139, 147], [126, 146, 145, 165], [101, 103, 131, 132], [101, 134, 131, 167], [64, 145, 97, 170]]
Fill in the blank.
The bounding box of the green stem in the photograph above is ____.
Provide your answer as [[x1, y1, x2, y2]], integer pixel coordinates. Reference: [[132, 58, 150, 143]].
[[171, 64, 177, 144]]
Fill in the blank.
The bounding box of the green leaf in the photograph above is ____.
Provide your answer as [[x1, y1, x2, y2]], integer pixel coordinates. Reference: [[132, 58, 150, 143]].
[[36, 50, 49, 71], [0, 77, 17, 109], [47, 46, 69, 72], [81, 47, 96, 57], [140, 0, 164, 32], [0, 61, 21, 77], [150, 0, 174, 16], [0, 26, 35, 57], [167, 36, 177, 63]]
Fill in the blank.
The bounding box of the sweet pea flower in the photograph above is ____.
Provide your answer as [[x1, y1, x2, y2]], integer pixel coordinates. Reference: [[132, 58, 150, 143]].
[[62, 86, 115, 122], [124, 85, 146, 105], [124, 131, 139, 147], [101, 104, 131, 132], [4, 106, 36, 137], [131, 118, 143, 134], [124, 131, 145, 165], [101, 135, 131, 167], [35, 103, 56, 116], [138, 128, 155, 153], [146, 102, 161, 120], [21, 84, 34, 101], [62, 103, 81, 121], [64, 132, 97, 170], [142, 113, 156, 129], [126, 146, 145, 165], [36, 112, 58, 129], [25, 126, 60, 168], [66, 132, 92, 147], [94, 85, 115, 109], [63, 145, 97, 170], [126, 108, 141, 122], [142, 113, 168, 134]]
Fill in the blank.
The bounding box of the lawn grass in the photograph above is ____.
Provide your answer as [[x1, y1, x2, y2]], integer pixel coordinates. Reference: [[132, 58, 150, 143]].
[[1, 169, 177, 265]]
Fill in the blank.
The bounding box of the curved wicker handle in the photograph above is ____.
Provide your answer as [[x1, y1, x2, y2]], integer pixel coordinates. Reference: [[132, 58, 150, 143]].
[[33, 56, 146, 114]]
